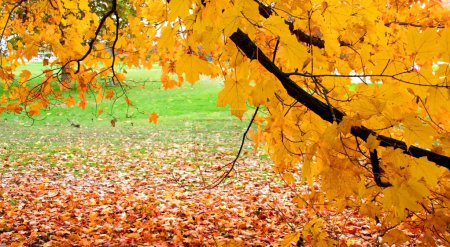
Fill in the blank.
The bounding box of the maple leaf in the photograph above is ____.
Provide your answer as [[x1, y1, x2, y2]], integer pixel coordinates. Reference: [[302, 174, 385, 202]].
[[19, 70, 31, 84], [6, 103, 22, 114], [167, 0, 192, 20], [217, 77, 250, 119], [176, 54, 213, 84], [402, 115, 436, 148], [280, 232, 300, 247], [382, 229, 409, 245], [65, 96, 76, 107], [105, 90, 115, 99], [149, 112, 158, 124], [366, 134, 380, 152]]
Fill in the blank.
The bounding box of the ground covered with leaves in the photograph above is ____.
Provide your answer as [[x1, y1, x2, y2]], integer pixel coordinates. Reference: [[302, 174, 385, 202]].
[[0, 126, 379, 246]]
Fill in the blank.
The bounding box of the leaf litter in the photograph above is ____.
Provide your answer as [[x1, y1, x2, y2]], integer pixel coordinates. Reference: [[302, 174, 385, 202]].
[[0, 127, 379, 246]]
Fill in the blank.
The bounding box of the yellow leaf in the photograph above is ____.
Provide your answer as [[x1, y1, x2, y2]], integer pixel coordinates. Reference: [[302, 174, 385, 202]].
[[115, 73, 125, 83], [219, 0, 259, 36], [176, 54, 213, 84], [95, 93, 103, 103], [167, 0, 192, 20], [349, 96, 385, 120], [279, 34, 308, 70], [426, 87, 449, 113], [402, 115, 436, 148], [293, 196, 307, 208], [406, 28, 440, 65], [217, 79, 248, 118], [439, 28, 450, 61], [282, 172, 295, 184], [8, 87, 19, 100], [322, 122, 338, 143], [366, 134, 380, 152], [383, 229, 409, 245], [0, 95, 7, 105], [158, 27, 177, 50], [221, 6, 241, 36], [19, 70, 31, 84], [280, 232, 300, 247], [383, 179, 428, 220], [410, 157, 443, 187], [217, 75, 251, 119], [264, 15, 290, 38]]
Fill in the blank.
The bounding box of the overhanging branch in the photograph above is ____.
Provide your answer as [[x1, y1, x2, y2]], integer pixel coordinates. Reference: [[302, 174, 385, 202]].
[[229, 28, 450, 170], [74, 0, 118, 73]]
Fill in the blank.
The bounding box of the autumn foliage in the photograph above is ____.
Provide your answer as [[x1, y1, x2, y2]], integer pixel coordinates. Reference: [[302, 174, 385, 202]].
[[1, 0, 450, 245]]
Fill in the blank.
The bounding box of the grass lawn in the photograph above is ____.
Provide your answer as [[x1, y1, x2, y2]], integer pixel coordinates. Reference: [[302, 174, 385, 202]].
[[1, 63, 250, 146]]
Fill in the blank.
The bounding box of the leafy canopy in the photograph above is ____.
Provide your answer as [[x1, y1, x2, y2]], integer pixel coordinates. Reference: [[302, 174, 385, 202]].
[[1, 0, 450, 245]]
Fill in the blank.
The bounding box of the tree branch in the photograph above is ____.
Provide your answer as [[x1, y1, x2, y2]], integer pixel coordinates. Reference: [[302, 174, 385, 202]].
[[370, 149, 392, 187], [257, 2, 325, 48], [74, 0, 117, 73], [229, 28, 450, 170], [209, 106, 260, 188], [257, 1, 347, 48]]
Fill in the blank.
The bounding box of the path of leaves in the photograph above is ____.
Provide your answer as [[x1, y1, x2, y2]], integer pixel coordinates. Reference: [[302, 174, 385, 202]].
[[0, 130, 378, 246]]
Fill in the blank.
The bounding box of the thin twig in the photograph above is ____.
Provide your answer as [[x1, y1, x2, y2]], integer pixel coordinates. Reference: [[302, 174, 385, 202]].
[[74, 0, 118, 73], [272, 38, 280, 63], [208, 106, 260, 188]]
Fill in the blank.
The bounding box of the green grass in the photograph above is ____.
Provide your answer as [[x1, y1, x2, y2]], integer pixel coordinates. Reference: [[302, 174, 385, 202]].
[[0, 62, 251, 147]]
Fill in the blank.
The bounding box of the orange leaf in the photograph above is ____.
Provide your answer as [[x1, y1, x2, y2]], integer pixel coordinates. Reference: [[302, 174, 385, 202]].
[[125, 97, 132, 106], [115, 73, 125, 83], [98, 108, 104, 116], [28, 103, 41, 116], [6, 103, 22, 114], [111, 118, 117, 127], [0, 94, 7, 105], [79, 92, 87, 109], [65, 96, 76, 107], [126, 233, 140, 239], [149, 112, 158, 124], [19, 70, 31, 84], [105, 90, 115, 99]]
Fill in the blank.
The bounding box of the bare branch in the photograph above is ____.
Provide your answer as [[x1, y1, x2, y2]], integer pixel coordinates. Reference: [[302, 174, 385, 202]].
[[209, 106, 260, 188]]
